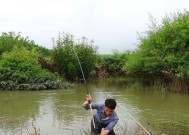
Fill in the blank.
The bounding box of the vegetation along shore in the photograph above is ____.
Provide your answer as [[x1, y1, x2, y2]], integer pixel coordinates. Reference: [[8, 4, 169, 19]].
[[0, 11, 189, 93]]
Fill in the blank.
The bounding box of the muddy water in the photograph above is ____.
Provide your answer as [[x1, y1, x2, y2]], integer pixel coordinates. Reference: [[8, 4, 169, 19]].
[[0, 79, 188, 135]]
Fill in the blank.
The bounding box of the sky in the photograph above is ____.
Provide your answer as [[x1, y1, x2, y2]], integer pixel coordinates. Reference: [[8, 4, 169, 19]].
[[0, 0, 188, 54]]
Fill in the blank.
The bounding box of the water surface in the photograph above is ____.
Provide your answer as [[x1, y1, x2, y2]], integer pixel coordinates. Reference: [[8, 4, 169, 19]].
[[0, 79, 189, 135]]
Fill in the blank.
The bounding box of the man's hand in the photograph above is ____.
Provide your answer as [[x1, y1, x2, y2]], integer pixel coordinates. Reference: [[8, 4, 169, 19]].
[[82, 94, 92, 109], [86, 94, 92, 102], [100, 129, 110, 135]]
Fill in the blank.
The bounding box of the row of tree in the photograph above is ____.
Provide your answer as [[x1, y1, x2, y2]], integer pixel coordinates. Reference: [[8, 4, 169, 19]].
[[97, 11, 189, 92], [0, 11, 188, 92], [0, 32, 98, 90]]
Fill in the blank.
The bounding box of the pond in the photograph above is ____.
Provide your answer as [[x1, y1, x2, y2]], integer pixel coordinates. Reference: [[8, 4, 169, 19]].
[[0, 79, 189, 135]]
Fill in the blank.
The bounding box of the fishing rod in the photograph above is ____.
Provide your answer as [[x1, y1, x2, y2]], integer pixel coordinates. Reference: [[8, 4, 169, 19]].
[[72, 46, 89, 94], [104, 91, 152, 135], [72, 45, 95, 128]]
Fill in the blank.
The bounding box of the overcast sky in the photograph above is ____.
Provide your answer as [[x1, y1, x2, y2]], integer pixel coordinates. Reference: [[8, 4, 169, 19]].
[[0, 0, 188, 54]]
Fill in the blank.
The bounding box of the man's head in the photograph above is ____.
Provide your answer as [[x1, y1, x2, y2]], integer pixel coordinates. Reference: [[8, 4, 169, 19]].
[[104, 99, 116, 117]]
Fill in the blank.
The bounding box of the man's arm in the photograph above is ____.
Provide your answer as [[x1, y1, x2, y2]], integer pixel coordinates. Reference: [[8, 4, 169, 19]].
[[101, 114, 119, 135], [82, 100, 90, 109], [82, 94, 92, 109]]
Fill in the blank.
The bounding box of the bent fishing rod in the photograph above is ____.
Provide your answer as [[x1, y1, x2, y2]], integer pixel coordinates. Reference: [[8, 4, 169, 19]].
[[105, 91, 152, 135], [72, 45, 95, 128], [72, 46, 89, 94]]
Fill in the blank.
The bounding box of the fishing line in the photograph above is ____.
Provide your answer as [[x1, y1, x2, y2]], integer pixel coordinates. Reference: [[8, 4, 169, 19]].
[[105, 91, 152, 135], [72, 45, 95, 128]]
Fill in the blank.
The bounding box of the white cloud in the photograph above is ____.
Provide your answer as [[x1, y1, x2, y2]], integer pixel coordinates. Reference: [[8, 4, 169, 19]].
[[0, 0, 188, 53]]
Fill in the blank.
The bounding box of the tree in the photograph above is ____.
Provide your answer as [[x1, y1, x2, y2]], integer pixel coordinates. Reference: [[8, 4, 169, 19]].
[[124, 11, 189, 80], [0, 34, 60, 90], [98, 51, 130, 76], [122, 11, 189, 92], [52, 33, 98, 81], [0, 46, 57, 84]]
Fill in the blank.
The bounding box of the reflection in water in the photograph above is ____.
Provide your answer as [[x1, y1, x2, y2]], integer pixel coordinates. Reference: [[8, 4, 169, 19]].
[[0, 79, 189, 135]]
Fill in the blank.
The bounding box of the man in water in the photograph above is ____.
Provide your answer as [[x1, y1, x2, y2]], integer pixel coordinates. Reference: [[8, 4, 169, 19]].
[[82, 94, 119, 135]]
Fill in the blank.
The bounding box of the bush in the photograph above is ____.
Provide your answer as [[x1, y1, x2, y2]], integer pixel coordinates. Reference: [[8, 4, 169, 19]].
[[123, 11, 189, 92], [97, 51, 130, 76], [124, 11, 189, 80], [0, 45, 60, 90], [52, 32, 98, 81]]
